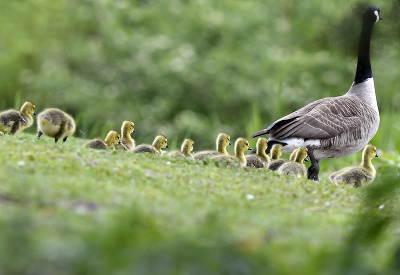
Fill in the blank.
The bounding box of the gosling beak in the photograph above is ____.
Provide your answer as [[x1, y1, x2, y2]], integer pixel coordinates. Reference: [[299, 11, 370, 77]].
[[248, 147, 252, 151], [304, 156, 310, 162], [118, 141, 121, 144], [166, 145, 169, 149], [375, 153, 379, 158], [229, 142, 232, 145], [33, 112, 36, 115], [133, 130, 136, 132]]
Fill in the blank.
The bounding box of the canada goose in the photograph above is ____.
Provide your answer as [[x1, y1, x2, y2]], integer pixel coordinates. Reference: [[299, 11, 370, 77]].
[[167, 139, 195, 159], [84, 130, 121, 149], [133, 135, 168, 155], [249, 6, 382, 181], [193, 133, 231, 160], [0, 101, 36, 135], [268, 144, 289, 171], [37, 108, 76, 143], [329, 144, 378, 187], [246, 137, 269, 168], [277, 147, 308, 178], [116, 121, 136, 150], [210, 138, 252, 168]]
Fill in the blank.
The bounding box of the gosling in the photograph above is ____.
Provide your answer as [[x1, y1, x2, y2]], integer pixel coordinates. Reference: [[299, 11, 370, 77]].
[[133, 135, 168, 155], [268, 144, 290, 171], [246, 138, 269, 168], [84, 130, 121, 149], [0, 101, 36, 135], [116, 121, 136, 150], [193, 133, 231, 160], [329, 144, 378, 188], [210, 137, 252, 168], [277, 147, 308, 178], [167, 139, 195, 159], [37, 108, 76, 143]]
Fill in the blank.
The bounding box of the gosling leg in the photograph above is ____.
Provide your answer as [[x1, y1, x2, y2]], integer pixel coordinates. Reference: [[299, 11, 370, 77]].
[[37, 131, 43, 140]]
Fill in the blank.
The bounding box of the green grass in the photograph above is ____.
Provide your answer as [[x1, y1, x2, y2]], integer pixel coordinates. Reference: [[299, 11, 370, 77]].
[[0, 133, 400, 274]]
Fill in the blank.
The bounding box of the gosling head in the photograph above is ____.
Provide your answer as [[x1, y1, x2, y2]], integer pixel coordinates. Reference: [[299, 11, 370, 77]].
[[181, 138, 194, 155], [21, 102, 36, 116], [235, 138, 252, 154], [256, 137, 268, 152], [270, 144, 283, 159], [153, 135, 168, 149], [295, 147, 308, 163], [217, 132, 231, 147], [122, 121, 135, 135], [364, 144, 378, 160], [105, 130, 121, 146]]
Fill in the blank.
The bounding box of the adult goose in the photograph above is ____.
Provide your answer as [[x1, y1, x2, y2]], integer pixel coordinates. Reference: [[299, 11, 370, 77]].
[[249, 5, 382, 181]]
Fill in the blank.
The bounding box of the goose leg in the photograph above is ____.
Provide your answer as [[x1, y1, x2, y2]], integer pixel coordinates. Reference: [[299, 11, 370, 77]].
[[306, 146, 320, 181]]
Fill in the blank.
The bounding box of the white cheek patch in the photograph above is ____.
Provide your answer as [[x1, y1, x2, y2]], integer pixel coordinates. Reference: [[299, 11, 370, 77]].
[[374, 10, 380, 23]]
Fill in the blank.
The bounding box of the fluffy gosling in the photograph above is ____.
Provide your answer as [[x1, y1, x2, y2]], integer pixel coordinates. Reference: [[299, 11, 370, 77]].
[[167, 139, 195, 159], [268, 144, 289, 171], [115, 121, 136, 150], [277, 147, 308, 178], [133, 135, 168, 155], [246, 137, 269, 168], [329, 144, 378, 187], [37, 108, 76, 143], [0, 101, 36, 135], [210, 137, 252, 168], [84, 130, 121, 149], [193, 133, 231, 160]]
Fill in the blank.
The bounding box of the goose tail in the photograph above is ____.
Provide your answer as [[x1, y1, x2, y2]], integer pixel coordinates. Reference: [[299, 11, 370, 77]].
[[248, 129, 269, 139]]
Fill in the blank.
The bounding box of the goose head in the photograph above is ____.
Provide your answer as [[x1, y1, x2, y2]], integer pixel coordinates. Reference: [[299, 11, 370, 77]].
[[21, 102, 36, 116], [270, 144, 283, 159], [364, 5, 382, 24], [153, 135, 168, 150], [105, 131, 121, 146], [122, 121, 135, 136], [181, 138, 194, 156], [234, 138, 252, 156]]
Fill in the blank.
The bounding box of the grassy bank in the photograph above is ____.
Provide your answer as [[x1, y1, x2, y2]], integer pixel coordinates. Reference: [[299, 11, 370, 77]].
[[0, 133, 399, 274]]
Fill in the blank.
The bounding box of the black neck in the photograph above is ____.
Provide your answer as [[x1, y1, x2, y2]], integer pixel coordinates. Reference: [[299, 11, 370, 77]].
[[354, 19, 375, 84]]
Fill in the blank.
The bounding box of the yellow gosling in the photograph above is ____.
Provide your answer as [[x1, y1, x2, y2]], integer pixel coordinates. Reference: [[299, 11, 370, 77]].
[[133, 135, 168, 155], [84, 131, 121, 150], [37, 108, 76, 143], [268, 144, 289, 171], [210, 138, 252, 168], [329, 144, 378, 187], [246, 138, 269, 168], [193, 133, 231, 160], [277, 147, 308, 178], [0, 101, 36, 135], [167, 139, 195, 159], [115, 121, 136, 150]]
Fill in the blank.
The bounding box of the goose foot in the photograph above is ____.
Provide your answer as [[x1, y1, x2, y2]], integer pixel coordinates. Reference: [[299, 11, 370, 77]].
[[306, 146, 320, 181]]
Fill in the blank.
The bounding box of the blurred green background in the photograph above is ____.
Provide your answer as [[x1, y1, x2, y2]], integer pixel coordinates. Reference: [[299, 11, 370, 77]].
[[0, 0, 399, 152]]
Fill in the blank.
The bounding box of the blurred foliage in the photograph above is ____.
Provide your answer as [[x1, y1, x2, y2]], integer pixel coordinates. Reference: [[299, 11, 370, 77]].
[[0, 0, 399, 151]]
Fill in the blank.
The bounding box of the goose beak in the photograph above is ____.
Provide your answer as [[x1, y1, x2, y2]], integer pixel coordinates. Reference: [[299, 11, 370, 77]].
[[248, 147, 252, 151]]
